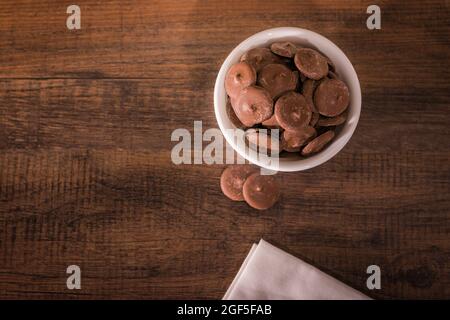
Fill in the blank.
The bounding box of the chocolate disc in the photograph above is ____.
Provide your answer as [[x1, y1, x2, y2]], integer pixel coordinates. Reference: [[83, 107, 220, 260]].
[[317, 113, 347, 127], [274, 92, 312, 130], [258, 64, 298, 99], [226, 98, 246, 128], [270, 41, 298, 58], [245, 128, 281, 155], [310, 112, 320, 127], [220, 165, 258, 201], [234, 86, 273, 127], [314, 79, 350, 117], [294, 48, 329, 80], [282, 126, 317, 152], [225, 62, 257, 99], [243, 173, 280, 210], [302, 79, 319, 113], [240, 47, 281, 72], [262, 114, 281, 129], [301, 130, 335, 156]]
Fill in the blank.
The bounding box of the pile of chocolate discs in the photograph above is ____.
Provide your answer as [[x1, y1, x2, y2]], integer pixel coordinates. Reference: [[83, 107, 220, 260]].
[[221, 42, 351, 210], [225, 41, 350, 156]]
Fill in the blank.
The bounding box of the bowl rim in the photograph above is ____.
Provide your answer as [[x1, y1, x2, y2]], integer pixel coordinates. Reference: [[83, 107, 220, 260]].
[[214, 27, 361, 172]]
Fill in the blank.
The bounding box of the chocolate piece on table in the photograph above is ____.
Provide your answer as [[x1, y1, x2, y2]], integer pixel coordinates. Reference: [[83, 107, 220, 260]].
[[220, 165, 258, 201], [243, 173, 280, 210], [234, 86, 273, 127], [274, 91, 312, 131], [225, 61, 256, 99], [314, 79, 350, 117], [294, 48, 329, 80]]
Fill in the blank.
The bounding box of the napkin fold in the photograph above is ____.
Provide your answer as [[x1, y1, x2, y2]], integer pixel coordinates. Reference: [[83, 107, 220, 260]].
[[224, 239, 371, 300]]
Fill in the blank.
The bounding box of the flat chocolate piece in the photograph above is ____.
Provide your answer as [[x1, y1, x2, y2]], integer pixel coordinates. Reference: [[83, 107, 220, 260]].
[[243, 173, 280, 210], [270, 41, 298, 58], [245, 128, 281, 155], [226, 98, 246, 128], [258, 64, 298, 99], [274, 92, 311, 130], [234, 86, 273, 127], [294, 48, 329, 80], [314, 79, 350, 117], [310, 112, 320, 127], [317, 113, 347, 127], [301, 130, 335, 156], [225, 62, 257, 99], [302, 79, 319, 113], [282, 126, 317, 152], [220, 165, 258, 201], [262, 114, 281, 129], [241, 48, 281, 72]]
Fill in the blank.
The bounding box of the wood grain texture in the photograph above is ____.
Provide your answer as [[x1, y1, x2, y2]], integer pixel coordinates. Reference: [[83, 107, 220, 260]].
[[0, 0, 449, 299]]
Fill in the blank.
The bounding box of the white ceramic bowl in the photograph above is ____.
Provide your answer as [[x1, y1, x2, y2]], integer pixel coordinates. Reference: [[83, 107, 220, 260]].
[[214, 27, 361, 172]]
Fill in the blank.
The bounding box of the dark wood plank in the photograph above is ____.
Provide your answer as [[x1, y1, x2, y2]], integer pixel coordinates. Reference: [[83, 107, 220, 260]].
[[0, 148, 449, 299], [0, 0, 449, 85], [0, 0, 449, 299], [0, 79, 449, 152]]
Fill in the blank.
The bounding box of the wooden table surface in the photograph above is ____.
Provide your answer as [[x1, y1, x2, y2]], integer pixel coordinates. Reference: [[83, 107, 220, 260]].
[[0, 0, 449, 299]]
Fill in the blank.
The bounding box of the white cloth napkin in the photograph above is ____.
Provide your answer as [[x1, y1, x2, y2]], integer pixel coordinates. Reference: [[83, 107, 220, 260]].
[[224, 239, 371, 300]]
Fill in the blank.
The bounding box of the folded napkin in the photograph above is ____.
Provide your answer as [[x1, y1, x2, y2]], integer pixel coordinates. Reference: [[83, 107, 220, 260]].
[[224, 239, 371, 300]]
